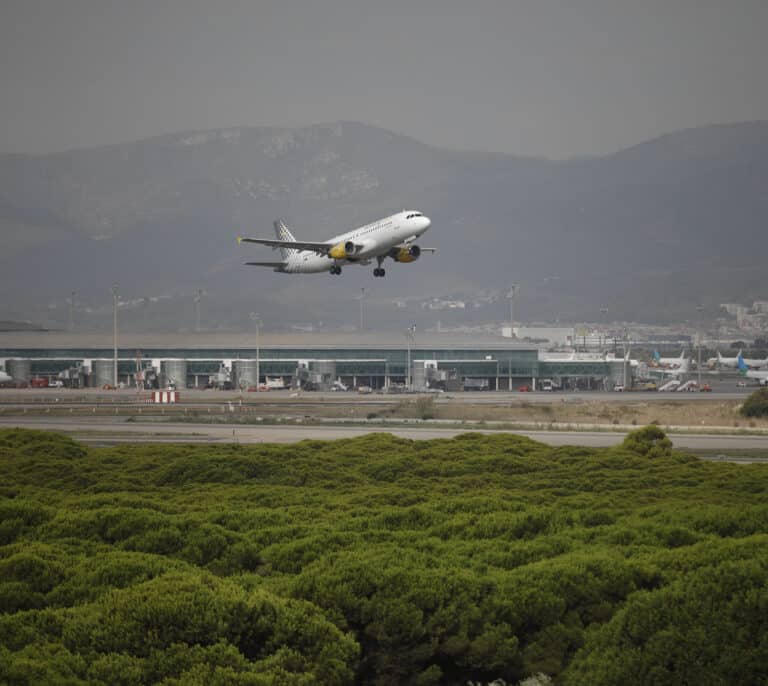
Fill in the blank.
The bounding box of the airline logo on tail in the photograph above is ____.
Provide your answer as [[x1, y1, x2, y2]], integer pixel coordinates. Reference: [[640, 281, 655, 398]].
[[738, 352, 749, 374]]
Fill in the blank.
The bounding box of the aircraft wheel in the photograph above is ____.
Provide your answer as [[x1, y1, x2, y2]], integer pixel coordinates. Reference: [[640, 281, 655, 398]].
[[379, 268, 385, 277], [373, 268, 380, 277]]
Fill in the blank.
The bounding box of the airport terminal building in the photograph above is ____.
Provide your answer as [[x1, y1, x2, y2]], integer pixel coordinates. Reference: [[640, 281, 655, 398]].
[[1, 340, 630, 391]]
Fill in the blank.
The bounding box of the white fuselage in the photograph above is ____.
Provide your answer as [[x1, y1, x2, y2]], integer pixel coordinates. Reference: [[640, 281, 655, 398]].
[[654, 356, 689, 372], [739, 357, 768, 369], [717, 353, 741, 368], [746, 370, 768, 385], [281, 211, 431, 273], [716, 352, 768, 369]]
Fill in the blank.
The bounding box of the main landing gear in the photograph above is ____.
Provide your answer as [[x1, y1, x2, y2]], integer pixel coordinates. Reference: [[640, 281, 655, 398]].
[[330, 265, 342, 275], [373, 257, 386, 277]]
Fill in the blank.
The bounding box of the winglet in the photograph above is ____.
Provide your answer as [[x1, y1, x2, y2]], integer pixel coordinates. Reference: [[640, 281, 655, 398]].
[[237, 235, 243, 245]]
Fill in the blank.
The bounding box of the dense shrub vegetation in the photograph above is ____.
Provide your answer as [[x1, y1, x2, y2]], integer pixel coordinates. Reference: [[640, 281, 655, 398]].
[[740, 387, 768, 418], [0, 427, 767, 685]]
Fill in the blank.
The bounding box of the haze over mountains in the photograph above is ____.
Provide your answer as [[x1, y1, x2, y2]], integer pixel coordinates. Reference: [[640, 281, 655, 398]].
[[1, 120, 767, 332]]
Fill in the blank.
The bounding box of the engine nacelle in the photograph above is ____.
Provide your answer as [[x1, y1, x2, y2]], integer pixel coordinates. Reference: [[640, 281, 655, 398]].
[[329, 240, 359, 260], [392, 245, 421, 263]]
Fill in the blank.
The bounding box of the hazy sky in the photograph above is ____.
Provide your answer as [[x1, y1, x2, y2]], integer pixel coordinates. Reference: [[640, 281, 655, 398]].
[[1, 0, 767, 158]]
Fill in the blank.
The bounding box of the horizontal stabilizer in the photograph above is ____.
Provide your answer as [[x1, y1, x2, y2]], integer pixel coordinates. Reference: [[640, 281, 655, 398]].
[[244, 261, 286, 268]]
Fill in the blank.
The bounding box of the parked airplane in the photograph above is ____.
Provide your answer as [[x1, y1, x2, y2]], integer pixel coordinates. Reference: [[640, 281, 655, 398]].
[[738, 353, 768, 385], [238, 211, 432, 277], [744, 356, 768, 369], [713, 350, 768, 369], [713, 350, 742, 368], [652, 350, 689, 372], [0, 370, 12, 384]]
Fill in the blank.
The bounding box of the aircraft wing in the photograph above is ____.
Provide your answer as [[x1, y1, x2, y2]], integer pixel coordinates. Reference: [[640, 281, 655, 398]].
[[238, 236, 332, 255], [394, 244, 437, 253]]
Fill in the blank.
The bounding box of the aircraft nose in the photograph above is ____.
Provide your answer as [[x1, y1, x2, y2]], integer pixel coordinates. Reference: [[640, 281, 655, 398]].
[[419, 216, 431, 231]]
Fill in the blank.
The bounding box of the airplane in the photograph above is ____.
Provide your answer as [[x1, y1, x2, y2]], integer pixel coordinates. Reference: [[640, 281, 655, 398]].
[[713, 350, 742, 368], [712, 350, 768, 369], [0, 370, 12, 384], [738, 353, 768, 385], [651, 350, 689, 372], [237, 211, 432, 277]]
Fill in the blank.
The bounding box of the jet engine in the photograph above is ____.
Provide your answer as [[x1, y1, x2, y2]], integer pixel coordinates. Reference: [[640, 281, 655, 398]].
[[328, 240, 360, 260], [391, 245, 421, 263]]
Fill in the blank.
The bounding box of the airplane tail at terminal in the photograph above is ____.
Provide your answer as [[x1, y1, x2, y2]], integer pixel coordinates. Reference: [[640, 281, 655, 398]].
[[653, 351, 661, 362], [273, 219, 298, 261], [737, 352, 768, 384], [738, 352, 748, 373]]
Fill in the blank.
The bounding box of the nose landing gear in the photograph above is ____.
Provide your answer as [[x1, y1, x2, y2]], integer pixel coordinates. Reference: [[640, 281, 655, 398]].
[[330, 265, 342, 275]]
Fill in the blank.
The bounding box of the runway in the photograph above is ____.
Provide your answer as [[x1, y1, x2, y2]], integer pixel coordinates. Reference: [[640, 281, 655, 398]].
[[2, 416, 767, 457]]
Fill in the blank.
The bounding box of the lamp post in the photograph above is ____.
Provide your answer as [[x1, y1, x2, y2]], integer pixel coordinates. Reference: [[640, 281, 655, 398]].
[[696, 305, 704, 388], [406, 325, 416, 391], [194, 289, 204, 332], [599, 305, 608, 351], [68, 290, 76, 332], [622, 327, 629, 389], [111, 284, 119, 387], [507, 284, 520, 336], [250, 313, 261, 392]]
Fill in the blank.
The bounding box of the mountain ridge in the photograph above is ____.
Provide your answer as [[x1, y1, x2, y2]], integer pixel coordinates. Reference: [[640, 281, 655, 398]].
[[2, 120, 767, 330]]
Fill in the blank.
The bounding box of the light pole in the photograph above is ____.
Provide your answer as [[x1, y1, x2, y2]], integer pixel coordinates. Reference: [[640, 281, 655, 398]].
[[406, 325, 416, 390], [696, 305, 704, 388], [599, 305, 608, 351], [194, 289, 204, 332], [111, 284, 119, 387], [250, 313, 261, 392], [507, 284, 520, 335], [68, 290, 76, 331], [622, 327, 629, 389]]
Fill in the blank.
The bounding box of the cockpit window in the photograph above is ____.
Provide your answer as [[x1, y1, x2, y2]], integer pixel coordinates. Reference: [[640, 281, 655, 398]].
[[406, 212, 423, 219]]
